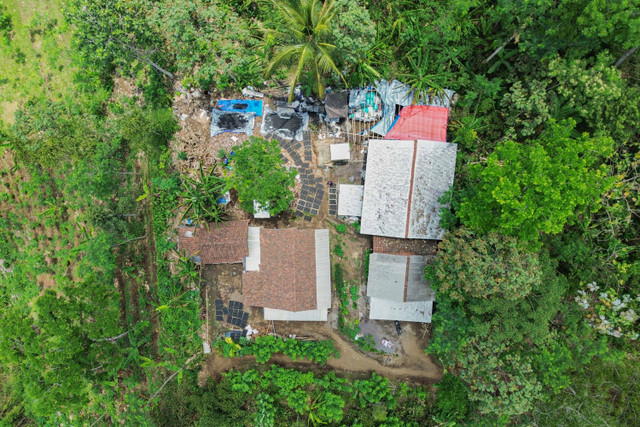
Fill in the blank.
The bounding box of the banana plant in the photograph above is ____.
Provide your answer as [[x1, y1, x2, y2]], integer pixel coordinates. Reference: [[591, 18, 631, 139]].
[[176, 163, 228, 227]]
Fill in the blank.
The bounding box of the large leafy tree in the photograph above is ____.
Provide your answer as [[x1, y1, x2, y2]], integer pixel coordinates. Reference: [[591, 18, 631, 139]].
[[458, 119, 615, 244], [65, 0, 172, 79], [264, 0, 345, 101], [151, 0, 261, 90], [228, 137, 297, 216], [426, 229, 567, 419]]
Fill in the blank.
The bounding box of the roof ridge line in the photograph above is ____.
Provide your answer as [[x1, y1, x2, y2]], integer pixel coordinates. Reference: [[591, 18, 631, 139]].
[[404, 139, 418, 238]]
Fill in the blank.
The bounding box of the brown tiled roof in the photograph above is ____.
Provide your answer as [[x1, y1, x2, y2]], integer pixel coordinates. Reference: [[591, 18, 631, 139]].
[[177, 220, 249, 264], [373, 236, 438, 256], [243, 229, 317, 312]]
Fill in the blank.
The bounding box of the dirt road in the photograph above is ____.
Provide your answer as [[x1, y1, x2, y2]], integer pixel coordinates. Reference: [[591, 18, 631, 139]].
[[202, 324, 442, 384]]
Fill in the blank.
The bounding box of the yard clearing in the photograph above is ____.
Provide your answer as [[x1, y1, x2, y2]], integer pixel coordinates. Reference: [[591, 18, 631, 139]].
[[172, 84, 444, 383]]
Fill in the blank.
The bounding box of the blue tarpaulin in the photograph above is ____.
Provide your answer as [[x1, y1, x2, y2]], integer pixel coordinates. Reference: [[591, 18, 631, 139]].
[[217, 99, 263, 117]]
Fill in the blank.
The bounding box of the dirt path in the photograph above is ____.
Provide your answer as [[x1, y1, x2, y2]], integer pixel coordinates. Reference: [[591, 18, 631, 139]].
[[202, 325, 442, 384], [312, 327, 441, 382]]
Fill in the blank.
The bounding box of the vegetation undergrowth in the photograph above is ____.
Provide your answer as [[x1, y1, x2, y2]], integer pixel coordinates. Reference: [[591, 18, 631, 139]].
[[212, 335, 340, 365]]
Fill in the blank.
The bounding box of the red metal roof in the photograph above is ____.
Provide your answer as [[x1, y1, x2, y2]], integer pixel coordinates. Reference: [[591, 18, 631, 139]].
[[384, 105, 449, 142]]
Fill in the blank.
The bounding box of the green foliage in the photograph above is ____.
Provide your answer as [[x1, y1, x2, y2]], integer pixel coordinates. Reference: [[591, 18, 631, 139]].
[[458, 340, 543, 417], [574, 282, 640, 341], [333, 242, 344, 258], [427, 228, 542, 301], [335, 223, 347, 234], [228, 137, 297, 216], [264, 0, 346, 101], [7, 91, 109, 167], [459, 120, 615, 244], [177, 164, 228, 225], [435, 373, 470, 422], [254, 393, 276, 427], [500, 79, 551, 138], [363, 248, 372, 278], [331, 0, 378, 84], [151, 0, 262, 90], [66, 0, 170, 81], [527, 357, 640, 426], [212, 335, 340, 365]]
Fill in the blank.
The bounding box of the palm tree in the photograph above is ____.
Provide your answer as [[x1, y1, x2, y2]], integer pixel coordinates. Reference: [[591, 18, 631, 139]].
[[265, 0, 345, 102]]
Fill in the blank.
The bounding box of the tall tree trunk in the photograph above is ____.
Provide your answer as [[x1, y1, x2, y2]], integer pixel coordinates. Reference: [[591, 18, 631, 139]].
[[615, 46, 640, 68]]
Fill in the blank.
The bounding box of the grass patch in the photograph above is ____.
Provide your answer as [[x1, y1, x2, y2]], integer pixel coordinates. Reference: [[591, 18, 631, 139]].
[[0, 0, 74, 124]]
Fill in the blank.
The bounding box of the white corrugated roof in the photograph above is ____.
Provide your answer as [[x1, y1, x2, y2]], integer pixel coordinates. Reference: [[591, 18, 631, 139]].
[[330, 143, 351, 161], [360, 139, 457, 240], [314, 229, 332, 310], [244, 227, 261, 271], [337, 184, 364, 217], [369, 297, 433, 323], [360, 140, 414, 238], [366, 253, 407, 302], [263, 307, 328, 321]]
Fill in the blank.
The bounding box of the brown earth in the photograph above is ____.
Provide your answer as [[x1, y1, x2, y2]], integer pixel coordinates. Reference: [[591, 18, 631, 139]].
[[201, 321, 441, 384]]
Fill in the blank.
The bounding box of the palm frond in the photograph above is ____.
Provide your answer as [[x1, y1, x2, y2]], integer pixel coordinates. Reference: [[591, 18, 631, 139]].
[[265, 44, 304, 77]]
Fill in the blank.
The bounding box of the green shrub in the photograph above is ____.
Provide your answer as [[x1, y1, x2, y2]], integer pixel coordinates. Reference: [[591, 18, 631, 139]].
[[335, 223, 347, 234], [435, 374, 470, 422], [228, 137, 297, 216]]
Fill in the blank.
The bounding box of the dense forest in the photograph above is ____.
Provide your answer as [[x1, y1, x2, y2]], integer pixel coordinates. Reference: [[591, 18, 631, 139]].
[[1, 0, 639, 425]]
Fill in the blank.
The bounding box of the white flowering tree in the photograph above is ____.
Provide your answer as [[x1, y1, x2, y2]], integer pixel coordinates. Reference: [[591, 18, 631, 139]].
[[575, 282, 640, 341]]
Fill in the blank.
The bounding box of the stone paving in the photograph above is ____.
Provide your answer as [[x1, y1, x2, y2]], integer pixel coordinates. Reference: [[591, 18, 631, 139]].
[[278, 131, 325, 219]]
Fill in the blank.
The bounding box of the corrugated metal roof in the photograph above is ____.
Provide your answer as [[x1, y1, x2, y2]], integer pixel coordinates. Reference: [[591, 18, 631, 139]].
[[337, 184, 364, 217], [409, 140, 457, 239], [263, 307, 328, 321], [244, 227, 261, 272], [366, 253, 407, 302], [360, 139, 457, 240], [406, 255, 436, 302], [314, 230, 332, 310], [360, 140, 414, 238], [369, 297, 433, 323], [330, 143, 351, 161]]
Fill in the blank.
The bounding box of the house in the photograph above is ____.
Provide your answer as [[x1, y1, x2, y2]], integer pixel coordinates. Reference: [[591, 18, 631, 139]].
[[366, 253, 435, 323], [177, 220, 249, 264], [360, 139, 457, 240], [243, 228, 331, 321]]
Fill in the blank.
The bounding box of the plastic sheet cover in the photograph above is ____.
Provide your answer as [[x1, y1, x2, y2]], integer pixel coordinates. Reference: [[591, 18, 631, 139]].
[[217, 99, 263, 117], [260, 106, 309, 141], [210, 109, 255, 137]]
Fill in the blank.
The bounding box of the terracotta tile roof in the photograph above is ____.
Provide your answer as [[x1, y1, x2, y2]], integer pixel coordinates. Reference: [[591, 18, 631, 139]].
[[243, 229, 317, 312], [177, 220, 249, 264]]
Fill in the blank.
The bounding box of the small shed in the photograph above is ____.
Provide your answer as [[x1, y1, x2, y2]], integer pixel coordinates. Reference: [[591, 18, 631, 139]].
[[330, 143, 350, 162], [253, 201, 271, 219], [337, 184, 364, 217], [366, 253, 435, 323]]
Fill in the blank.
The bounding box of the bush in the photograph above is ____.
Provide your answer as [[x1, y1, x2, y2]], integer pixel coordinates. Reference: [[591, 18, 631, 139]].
[[335, 223, 347, 234], [228, 137, 297, 216], [333, 243, 344, 258], [212, 335, 340, 366], [435, 373, 470, 422]]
